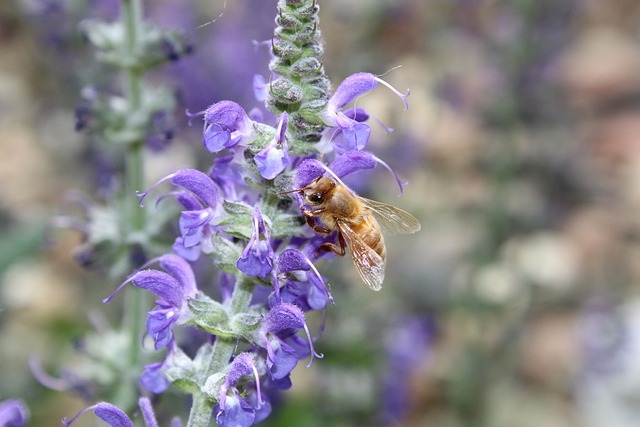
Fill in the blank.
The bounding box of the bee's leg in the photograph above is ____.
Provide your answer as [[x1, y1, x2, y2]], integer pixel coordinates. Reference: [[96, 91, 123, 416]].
[[300, 206, 331, 235], [317, 232, 346, 257]]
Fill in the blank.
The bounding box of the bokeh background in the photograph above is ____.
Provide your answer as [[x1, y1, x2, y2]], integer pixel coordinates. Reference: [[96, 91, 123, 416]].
[[2, 0, 640, 426]]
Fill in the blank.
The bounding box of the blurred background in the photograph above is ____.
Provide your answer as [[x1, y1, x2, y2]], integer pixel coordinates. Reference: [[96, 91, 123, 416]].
[[3, 0, 640, 426]]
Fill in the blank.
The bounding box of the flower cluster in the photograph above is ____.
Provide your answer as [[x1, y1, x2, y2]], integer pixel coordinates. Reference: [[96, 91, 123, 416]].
[[62, 0, 412, 426]]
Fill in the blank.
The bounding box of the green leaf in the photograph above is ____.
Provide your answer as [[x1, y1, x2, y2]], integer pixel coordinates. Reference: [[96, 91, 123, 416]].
[[163, 347, 201, 394], [202, 372, 226, 400], [209, 235, 242, 274], [231, 312, 263, 340], [219, 201, 253, 238], [188, 294, 238, 337]]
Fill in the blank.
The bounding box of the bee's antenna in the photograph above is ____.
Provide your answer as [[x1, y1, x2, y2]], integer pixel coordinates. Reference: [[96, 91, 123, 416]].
[[278, 186, 305, 195]]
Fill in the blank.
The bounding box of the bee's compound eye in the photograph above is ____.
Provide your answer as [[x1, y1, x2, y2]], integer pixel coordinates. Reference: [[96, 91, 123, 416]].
[[309, 193, 323, 203]]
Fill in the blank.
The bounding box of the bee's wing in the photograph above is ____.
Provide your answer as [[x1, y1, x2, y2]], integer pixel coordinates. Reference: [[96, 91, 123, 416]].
[[337, 220, 385, 291], [359, 197, 421, 235]]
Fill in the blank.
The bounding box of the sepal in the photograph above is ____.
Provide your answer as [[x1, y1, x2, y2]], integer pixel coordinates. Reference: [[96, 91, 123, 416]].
[[219, 201, 254, 239], [188, 294, 231, 336], [163, 345, 215, 395]]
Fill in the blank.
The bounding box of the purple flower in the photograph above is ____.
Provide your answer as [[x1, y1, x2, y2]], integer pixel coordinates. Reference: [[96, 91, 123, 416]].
[[138, 169, 224, 261], [210, 155, 247, 200], [294, 151, 407, 196], [62, 398, 159, 427], [578, 299, 628, 375], [255, 303, 323, 381], [0, 399, 28, 427], [322, 72, 409, 151], [380, 316, 436, 425], [141, 360, 171, 394], [215, 353, 264, 427], [62, 402, 133, 427], [237, 206, 275, 278], [103, 254, 197, 350], [254, 112, 290, 180], [271, 248, 333, 311], [253, 74, 269, 102], [202, 101, 255, 153]]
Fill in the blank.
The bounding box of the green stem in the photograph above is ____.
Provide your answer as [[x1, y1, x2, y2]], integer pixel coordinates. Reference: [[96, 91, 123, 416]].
[[121, 0, 145, 231], [113, 0, 147, 412], [186, 277, 256, 427]]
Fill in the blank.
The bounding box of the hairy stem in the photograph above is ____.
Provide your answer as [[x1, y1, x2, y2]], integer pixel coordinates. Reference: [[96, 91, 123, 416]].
[[186, 277, 256, 427], [114, 0, 147, 411]]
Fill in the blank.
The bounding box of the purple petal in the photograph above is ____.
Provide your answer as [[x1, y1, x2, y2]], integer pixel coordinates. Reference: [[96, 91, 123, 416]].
[[92, 403, 134, 427], [277, 249, 311, 274], [255, 113, 290, 180], [210, 155, 244, 198], [0, 399, 28, 427], [131, 270, 184, 307], [204, 100, 249, 131], [225, 353, 255, 388], [267, 341, 299, 380], [141, 362, 170, 394], [264, 303, 305, 333], [329, 151, 376, 179], [178, 210, 212, 249], [216, 393, 255, 427], [293, 159, 325, 189], [203, 125, 231, 153], [172, 237, 201, 261], [335, 112, 370, 150], [344, 107, 369, 122], [328, 72, 378, 112], [253, 74, 269, 102], [170, 169, 220, 208], [174, 192, 202, 210], [158, 254, 197, 298], [237, 244, 274, 278], [247, 393, 271, 423], [306, 281, 329, 310], [146, 304, 179, 350], [254, 145, 290, 180]]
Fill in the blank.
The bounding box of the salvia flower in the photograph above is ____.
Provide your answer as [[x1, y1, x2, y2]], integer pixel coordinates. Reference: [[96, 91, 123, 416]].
[[62, 398, 162, 427], [202, 100, 255, 153], [255, 303, 323, 382], [254, 112, 290, 180], [322, 72, 410, 151], [103, 254, 197, 350], [0, 399, 29, 427], [141, 359, 172, 394], [215, 353, 266, 427], [237, 206, 275, 278], [294, 151, 407, 196], [272, 248, 333, 311], [137, 168, 224, 260]]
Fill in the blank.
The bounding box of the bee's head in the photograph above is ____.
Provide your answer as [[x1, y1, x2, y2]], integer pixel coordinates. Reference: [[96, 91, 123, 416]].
[[302, 176, 335, 206]]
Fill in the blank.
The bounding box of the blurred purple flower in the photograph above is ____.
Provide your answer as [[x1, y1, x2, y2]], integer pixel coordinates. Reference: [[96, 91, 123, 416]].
[[0, 399, 28, 427], [62, 398, 160, 427], [380, 316, 436, 425]]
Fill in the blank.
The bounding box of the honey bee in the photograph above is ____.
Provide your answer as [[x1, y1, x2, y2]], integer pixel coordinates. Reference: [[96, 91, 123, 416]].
[[289, 175, 421, 291]]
